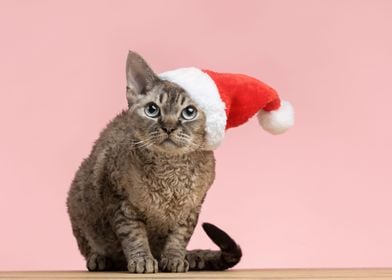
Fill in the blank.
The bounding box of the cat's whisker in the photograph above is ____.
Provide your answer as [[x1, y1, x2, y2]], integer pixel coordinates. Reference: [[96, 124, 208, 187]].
[[173, 134, 203, 151], [131, 136, 158, 151], [135, 140, 154, 149]]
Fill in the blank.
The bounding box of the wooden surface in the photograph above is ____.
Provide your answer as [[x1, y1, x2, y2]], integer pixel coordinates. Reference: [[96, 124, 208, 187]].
[[1, 269, 392, 280]]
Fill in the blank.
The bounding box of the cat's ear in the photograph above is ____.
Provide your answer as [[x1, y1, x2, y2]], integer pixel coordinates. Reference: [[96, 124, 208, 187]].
[[126, 51, 158, 105]]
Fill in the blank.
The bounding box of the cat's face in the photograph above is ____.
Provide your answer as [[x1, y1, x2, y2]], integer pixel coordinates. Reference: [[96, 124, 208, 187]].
[[128, 81, 206, 154], [125, 51, 206, 154]]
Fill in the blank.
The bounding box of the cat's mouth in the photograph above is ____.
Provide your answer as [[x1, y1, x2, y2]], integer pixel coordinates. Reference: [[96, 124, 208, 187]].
[[160, 137, 178, 147], [154, 134, 190, 152]]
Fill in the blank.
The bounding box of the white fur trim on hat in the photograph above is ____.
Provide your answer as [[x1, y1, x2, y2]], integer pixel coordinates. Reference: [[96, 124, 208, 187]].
[[159, 67, 227, 150], [257, 100, 294, 134]]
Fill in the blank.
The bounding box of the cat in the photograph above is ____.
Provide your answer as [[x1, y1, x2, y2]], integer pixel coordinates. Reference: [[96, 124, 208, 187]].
[[66, 51, 242, 273]]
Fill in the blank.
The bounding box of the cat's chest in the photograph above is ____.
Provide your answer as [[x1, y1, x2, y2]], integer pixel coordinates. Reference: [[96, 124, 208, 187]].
[[127, 155, 213, 226], [141, 163, 201, 217]]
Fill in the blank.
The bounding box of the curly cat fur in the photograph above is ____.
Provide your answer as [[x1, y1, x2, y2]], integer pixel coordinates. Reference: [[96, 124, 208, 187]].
[[67, 51, 241, 273]]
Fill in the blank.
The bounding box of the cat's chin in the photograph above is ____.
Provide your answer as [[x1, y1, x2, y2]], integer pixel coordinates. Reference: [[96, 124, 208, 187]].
[[146, 140, 192, 155], [156, 141, 186, 154], [160, 138, 177, 148]]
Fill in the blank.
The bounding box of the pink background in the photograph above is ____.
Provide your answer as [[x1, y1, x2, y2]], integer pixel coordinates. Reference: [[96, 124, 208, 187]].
[[1, 0, 391, 270]]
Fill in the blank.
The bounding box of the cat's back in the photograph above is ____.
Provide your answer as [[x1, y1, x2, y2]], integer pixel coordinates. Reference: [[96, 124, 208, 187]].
[[67, 111, 132, 213]]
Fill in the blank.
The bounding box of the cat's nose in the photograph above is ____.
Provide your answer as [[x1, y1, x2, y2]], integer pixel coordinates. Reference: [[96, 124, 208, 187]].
[[161, 125, 177, 134]]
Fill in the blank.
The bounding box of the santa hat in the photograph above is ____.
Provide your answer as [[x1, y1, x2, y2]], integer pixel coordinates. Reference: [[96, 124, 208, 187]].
[[159, 67, 294, 150]]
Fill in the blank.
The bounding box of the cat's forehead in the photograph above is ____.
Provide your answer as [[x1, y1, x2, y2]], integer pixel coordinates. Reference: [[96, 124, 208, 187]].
[[151, 81, 193, 106]]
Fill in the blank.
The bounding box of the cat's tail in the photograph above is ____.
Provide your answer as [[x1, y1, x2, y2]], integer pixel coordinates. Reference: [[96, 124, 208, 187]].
[[186, 223, 242, 271]]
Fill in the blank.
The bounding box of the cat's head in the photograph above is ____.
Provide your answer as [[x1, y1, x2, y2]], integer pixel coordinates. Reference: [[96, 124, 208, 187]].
[[125, 51, 207, 155]]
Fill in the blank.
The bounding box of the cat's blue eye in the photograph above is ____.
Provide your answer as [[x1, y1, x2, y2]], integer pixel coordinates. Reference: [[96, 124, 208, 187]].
[[181, 106, 197, 120], [144, 103, 160, 118]]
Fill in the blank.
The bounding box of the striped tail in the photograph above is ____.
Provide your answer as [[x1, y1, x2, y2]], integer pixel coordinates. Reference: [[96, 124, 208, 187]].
[[186, 223, 242, 270]]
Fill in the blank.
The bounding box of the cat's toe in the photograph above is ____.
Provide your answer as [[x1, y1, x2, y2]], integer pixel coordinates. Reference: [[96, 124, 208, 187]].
[[87, 254, 110, 271], [127, 256, 158, 273], [159, 257, 189, 273]]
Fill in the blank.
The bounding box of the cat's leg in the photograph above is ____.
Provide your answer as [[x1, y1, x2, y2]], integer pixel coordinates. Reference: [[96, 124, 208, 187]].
[[71, 226, 92, 259], [71, 225, 113, 271], [113, 210, 158, 273], [159, 211, 199, 272]]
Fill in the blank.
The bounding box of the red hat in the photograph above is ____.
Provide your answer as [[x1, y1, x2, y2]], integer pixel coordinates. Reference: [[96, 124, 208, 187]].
[[159, 67, 294, 150]]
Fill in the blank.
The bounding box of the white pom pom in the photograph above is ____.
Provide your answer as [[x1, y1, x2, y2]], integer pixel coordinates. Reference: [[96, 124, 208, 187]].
[[257, 100, 294, 134]]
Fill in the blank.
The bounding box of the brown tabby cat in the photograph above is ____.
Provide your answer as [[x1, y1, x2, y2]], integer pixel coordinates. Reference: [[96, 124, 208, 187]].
[[66, 51, 242, 273]]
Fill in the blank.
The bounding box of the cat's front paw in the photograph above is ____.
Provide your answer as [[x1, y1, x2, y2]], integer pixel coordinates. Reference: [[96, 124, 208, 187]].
[[127, 255, 158, 273], [159, 257, 189, 272], [87, 254, 111, 271]]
